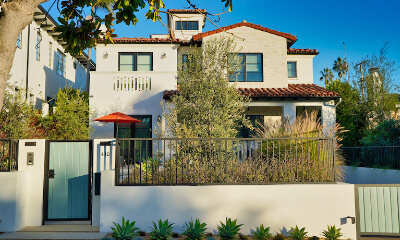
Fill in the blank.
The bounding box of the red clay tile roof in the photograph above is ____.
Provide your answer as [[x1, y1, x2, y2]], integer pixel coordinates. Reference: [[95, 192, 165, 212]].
[[288, 48, 319, 55], [167, 9, 206, 13], [100, 37, 182, 43], [163, 84, 339, 99], [192, 22, 297, 42]]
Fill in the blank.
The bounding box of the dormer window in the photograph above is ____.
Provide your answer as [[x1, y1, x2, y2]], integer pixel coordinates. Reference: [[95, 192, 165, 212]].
[[176, 21, 199, 30], [287, 62, 297, 78]]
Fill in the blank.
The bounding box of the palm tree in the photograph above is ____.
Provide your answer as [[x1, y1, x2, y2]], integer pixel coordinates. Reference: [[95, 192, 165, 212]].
[[320, 68, 334, 86], [333, 57, 348, 81]]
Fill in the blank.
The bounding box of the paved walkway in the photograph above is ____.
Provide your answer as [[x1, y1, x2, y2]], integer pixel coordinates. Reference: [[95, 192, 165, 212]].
[[0, 225, 107, 240]]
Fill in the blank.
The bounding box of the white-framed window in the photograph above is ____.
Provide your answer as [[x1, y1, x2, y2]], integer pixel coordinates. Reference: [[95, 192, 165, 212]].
[[288, 62, 297, 78], [56, 50, 66, 77], [36, 31, 41, 61], [49, 42, 53, 66], [17, 33, 22, 49]]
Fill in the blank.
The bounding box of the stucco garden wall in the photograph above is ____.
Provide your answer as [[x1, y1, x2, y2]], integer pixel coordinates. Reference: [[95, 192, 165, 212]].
[[100, 170, 357, 239], [342, 166, 400, 184]]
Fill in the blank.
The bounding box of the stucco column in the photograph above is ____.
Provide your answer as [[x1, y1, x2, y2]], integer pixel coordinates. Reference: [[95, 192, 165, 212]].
[[283, 103, 296, 122], [322, 100, 336, 130]]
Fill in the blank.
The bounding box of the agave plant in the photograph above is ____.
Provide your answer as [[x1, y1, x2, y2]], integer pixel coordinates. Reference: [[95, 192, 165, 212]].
[[111, 217, 140, 240], [183, 218, 207, 240], [149, 219, 174, 240], [289, 225, 307, 240], [217, 217, 243, 240], [252, 224, 272, 240], [322, 225, 342, 240]]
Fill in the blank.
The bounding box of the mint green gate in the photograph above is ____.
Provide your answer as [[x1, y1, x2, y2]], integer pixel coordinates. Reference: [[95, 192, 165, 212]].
[[44, 141, 91, 221], [356, 185, 400, 238]]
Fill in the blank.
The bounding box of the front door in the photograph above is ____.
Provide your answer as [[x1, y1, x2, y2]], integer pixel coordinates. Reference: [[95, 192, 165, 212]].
[[44, 141, 91, 222]]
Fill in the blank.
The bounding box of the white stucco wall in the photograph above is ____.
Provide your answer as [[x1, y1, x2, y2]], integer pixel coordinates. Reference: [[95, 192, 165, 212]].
[[342, 166, 400, 184], [287, 54, 315, 84], [9, 19, 87, 109], [169, 13, 205, 40], [100, 171, 356, 239], [0, 139, 46, 232]]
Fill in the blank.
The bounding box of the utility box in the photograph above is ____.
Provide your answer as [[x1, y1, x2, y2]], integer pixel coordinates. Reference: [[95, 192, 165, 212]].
[[27, 152, 34, 165]]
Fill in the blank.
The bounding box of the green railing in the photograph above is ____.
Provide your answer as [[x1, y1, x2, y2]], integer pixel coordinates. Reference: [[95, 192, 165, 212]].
[[0, 140, 18, 172], [115, 137, 336, 185]]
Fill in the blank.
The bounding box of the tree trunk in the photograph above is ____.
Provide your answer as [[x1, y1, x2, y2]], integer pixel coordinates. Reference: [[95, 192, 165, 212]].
[[0, 0, 47, 110]]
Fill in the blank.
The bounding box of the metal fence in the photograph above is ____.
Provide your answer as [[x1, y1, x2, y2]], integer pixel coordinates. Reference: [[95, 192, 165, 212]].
[[0, 140, 18, 172], [115, 137, 336, 185], [342, 146, 400, 169]]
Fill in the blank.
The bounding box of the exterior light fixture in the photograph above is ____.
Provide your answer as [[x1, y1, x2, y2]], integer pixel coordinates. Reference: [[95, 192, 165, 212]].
[[103, 52, 108, 59]]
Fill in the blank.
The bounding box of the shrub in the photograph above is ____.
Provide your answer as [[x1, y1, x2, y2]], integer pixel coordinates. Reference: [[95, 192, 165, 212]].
[[252, 224, 272, 240], [238, 233, 248, 240], [183, 218, 207, 240], [217, 217, 243, 240], [272, 233, 285, 240], [289, 226, 307, 240], [150, 219, 174, 240], [111, 217, 140, 240], [322, 225, 342, 240]]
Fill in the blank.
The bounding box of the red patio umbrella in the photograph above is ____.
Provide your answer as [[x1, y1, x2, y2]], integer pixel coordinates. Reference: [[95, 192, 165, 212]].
[[93, 112, 142, 138]]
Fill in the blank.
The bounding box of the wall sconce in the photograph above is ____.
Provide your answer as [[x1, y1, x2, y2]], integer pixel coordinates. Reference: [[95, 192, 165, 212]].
[[161, 52, 166, 59], [157, 114, 162, 122], [103, 52, 109, 59]]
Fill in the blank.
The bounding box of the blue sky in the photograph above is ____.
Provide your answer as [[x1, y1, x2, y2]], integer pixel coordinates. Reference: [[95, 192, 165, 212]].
[[41, 0, 400, 86]]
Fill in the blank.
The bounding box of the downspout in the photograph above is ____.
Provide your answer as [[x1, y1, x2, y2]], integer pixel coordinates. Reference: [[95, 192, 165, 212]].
[[335, 97, 342, 108], [25, 24, 31, 99]]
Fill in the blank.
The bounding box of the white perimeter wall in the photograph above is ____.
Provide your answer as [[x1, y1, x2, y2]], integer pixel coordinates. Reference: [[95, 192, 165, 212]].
[[0, 140, 46, 232], [342, 166, 400, 184], [100, 171, 357, 239]]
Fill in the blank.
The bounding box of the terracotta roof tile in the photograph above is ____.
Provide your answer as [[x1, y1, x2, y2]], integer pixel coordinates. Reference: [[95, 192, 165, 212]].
[[288, 48, 319, 55], [192, 22, 297, 43], [167, 9, 206, 13], [100, 37, 182, 43], [163, 84, 339, 99]]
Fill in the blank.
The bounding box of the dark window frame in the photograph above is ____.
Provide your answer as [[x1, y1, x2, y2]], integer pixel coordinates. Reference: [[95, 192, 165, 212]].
[[56, 50, 66, 77], [36, 31, 41, 61], [17, 33, 22, 49], [118, 52, 153, 71], [175, 21, 199, 30], [287, 61, 297, 78], [229, 53, 264, 82]]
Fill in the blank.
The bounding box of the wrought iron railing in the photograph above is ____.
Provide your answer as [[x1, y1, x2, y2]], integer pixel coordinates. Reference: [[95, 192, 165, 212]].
[[115, 137, 336, 185], [342, 146, 400, 169], [0, 140, 18, 172]]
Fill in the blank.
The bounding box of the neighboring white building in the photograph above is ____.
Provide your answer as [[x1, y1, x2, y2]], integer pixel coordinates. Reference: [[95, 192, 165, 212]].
[[90, 9, 339, 138], [8, 5, 95, 109]]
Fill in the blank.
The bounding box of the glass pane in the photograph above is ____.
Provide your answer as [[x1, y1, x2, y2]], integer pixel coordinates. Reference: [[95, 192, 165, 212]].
[[247, 72, 263, 82], [120, 55, 133, 65], [288, 69, 296, 78], [246, 54, 262, 64], [182, 21, 187, 30], [288, 62, 296, 77], [137, 64, 151, 71], [137, 54, 151, 64], [237, 72, 245, 82], [176, 21, 181, 30], [120, 65, 133, 71], [246, 63, 261, 72]]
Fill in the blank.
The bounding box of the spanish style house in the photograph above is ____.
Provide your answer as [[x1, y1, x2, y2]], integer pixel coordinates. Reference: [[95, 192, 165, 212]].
[[8, 5, 95, 111], [90, 9, 339, 138]]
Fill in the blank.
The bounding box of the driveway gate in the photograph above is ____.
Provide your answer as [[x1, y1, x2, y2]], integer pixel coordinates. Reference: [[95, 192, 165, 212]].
[[356, 184, 400, 238], [44, 140, 92, 223]]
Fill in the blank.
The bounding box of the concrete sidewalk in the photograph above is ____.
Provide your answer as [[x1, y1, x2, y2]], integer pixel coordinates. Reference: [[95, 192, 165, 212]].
[[0, 225, 108, 240]]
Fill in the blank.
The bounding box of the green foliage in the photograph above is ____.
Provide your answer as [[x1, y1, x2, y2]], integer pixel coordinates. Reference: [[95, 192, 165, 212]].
[[360, 119, 400, 146], [40, 87, 91, 140], [149, 219, 174, 240], [158, 36, 251, 139], [0, 84, 42, 139], [217, 217, 243, 240], [322, 225, 342, 240], [111, 217, 140, 240], [252, 224, 272, 240], [183, 218, 207, 240], [333, 57, 348, 81], [54, 0, 233, 56], [289, 226, 307, 240]]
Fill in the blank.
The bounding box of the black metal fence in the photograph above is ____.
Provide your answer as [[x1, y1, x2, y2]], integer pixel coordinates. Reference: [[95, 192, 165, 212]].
[[342, 146, 400, 169], [115, 137, 336, 185], [0, 140, 18, 172]]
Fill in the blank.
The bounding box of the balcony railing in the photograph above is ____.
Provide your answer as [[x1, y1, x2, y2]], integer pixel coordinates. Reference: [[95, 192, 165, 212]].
[[0, 140, 18, 172], [114, 76, 152, 92], [115, 137, 336, 185]]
